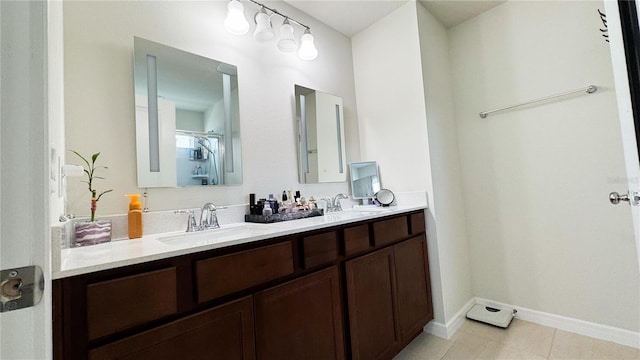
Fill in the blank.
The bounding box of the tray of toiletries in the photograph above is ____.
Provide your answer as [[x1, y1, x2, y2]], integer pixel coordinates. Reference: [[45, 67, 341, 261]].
[[245, 208, 324, 224]]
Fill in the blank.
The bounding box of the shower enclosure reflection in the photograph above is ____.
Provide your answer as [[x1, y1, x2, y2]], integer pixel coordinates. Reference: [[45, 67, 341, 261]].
[[175, 131, 226, 186]]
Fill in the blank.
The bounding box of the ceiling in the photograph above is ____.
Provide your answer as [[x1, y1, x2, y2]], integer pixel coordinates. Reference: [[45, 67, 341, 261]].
[[284, 0, 506, 37]]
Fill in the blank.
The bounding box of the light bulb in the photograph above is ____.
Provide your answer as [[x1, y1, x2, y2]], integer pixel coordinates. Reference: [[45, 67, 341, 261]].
[[297, 29, 318, 60], [277, 19, 297, 52], [253, 7, 274, 41], [224, 0, 250, 35]]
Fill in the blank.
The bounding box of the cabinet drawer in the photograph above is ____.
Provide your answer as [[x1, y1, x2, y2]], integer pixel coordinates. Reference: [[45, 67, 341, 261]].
[[89, 296, 254, 360], [409, 212, 425, 235], [372, 216, 409, 246], [87, 267, 177, 340], [303, 232, 338, 268], [196, 241, 294, 303], [343, 224, 370, 256]]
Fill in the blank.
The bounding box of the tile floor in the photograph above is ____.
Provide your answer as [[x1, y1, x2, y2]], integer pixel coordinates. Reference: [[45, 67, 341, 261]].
[[394, 319, 640, 360]]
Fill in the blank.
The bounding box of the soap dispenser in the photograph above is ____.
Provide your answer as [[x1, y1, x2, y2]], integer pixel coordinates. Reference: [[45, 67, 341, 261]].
[[125, 194, 143, 239]]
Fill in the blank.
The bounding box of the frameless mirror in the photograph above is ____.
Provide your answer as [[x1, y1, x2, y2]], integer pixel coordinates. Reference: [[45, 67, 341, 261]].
[[350, 161, 380, 199], [133, 37, 242, 187], [295, 85, 347, 183]]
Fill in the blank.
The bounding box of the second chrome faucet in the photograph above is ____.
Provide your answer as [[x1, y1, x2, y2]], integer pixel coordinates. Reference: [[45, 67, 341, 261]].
[[322, 193, 349, 212], [175, 202, 220, 232]]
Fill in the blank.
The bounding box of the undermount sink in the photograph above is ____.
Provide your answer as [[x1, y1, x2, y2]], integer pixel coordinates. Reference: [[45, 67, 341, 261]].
[[157, 223, 279, 246], [344, 206, 392, 215]]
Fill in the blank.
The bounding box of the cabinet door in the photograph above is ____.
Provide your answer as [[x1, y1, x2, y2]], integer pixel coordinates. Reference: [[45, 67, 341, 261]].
[[394, 235, 433, 342], [345, 247, 399, 360], [89, 296, 255, 360], [254, 266, 345, 360]]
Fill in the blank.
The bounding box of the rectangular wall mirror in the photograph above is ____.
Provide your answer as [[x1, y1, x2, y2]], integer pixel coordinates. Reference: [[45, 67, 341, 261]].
[[295, 85, 346, 183], [133, 37, 242, 187], [350, 161, 380, 199]]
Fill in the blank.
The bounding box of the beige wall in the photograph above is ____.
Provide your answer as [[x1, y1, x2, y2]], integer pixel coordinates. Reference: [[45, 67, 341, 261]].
[[449, 0, 639, 331], [64, 0, 359, 216]]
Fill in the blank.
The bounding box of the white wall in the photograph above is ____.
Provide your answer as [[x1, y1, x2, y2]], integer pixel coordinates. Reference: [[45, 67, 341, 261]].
[[352, 3, 431, 193], [64, 0, 359, 216], [352, 2, 473, 326], [416, 2, 473, 323], [176, 109, 205, 132], [449, 1, 640, 331]]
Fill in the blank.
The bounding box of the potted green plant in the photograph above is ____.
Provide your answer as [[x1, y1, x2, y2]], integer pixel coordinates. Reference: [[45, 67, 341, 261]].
[[70, 150, 114, 246]]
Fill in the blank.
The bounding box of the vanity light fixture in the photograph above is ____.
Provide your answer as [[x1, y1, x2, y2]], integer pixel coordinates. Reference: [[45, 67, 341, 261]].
[[224, 0, 250, 35], [277, 18, 297, 52], [253, 6, 274, 41], [224, 0, 318, 60], [297, 28, 318, 60]]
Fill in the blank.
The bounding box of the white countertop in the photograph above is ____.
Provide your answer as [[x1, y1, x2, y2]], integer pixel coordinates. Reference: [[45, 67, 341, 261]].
[[53, 204, 427, 279]]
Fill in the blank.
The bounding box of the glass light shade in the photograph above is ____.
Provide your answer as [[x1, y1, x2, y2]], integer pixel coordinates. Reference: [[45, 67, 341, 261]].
[[253, 10, 274, 41], [297, 30, 318, 60], [224, 0, 250, 35], [277, 19, 297, 52]]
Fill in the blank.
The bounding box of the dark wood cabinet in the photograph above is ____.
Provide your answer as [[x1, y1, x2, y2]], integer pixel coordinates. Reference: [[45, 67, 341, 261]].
[[343, 224, 370, 256], [195, 241, 294, 303], [254, 266, 345, 360], [394, 235, 433, 340], [86, 267, 178, 340], [346, 234, 432, 359], [89, 296, 255, 360], [372, 216, 409, 246], [54, 210, 431, 360], [345, 247, 400, 360], [301, 231, 338, 269], [409, 212, 426, 235]]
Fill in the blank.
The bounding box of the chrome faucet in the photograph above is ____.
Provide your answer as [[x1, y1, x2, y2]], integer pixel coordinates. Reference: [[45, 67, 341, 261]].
[[174, 203, 220, 232], [200, 202, 220, 230], [324, 193, 348, 212], [333, 193, 348, 211], [174, 209, 199, 232]]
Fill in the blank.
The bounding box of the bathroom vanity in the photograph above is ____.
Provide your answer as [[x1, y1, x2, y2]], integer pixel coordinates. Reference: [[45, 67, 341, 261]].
[[52, 208, 432, 360]]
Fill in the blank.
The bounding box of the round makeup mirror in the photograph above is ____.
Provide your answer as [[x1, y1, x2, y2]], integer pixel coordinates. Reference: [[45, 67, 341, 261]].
[[375, 189, 395, 207]]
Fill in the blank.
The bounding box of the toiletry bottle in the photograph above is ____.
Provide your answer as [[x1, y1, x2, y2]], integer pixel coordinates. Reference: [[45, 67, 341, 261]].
[[262, 200, 273, 216], [249, 193, 256, 215], [125, 194, 143, 239], [309, 196, 317, 209]]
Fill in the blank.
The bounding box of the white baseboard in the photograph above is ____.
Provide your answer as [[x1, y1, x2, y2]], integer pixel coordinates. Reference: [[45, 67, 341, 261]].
[[425, 297, 475, 339], [474, 297, 640, 349], [424, 320, 448, 339], [425, 297, 640, 349]]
